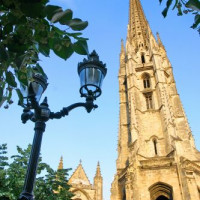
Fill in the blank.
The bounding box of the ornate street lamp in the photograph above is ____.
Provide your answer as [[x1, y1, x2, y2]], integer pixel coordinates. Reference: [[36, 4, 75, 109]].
[[19, 51, 106, 200], [78, 50, 107, 99]]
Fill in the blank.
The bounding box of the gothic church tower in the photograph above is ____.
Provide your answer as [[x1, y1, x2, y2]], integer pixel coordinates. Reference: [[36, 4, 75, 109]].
[[110, 0, 200, 199]]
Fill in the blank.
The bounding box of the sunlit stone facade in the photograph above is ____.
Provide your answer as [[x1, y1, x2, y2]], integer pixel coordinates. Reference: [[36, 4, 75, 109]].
[[58, 158, 103, 200], [110, 0, 200, 199]]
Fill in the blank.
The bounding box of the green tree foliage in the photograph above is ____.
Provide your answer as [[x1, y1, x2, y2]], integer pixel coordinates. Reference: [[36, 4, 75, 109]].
[[0, 0, 89, 108], [159, 0, 200, 33], [0, 144, 73, 200], [0, 144, 9, 199]]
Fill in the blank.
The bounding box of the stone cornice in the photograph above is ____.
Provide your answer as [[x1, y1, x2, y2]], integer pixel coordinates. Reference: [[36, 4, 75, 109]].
[[135, 65, 153, 72], [70, 183, 93, 190], [139, 157, 175, 170]]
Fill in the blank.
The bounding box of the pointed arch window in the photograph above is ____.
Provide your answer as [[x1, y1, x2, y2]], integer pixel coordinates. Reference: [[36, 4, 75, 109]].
[[143, 73, 150, 89], [141, 54, 145, 63], [144, 92, 153, 110]]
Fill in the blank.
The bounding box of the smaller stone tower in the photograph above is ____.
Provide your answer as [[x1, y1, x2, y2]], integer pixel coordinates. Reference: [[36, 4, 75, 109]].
[[57, 159, 103, 200], [94, 162, 103, 200]]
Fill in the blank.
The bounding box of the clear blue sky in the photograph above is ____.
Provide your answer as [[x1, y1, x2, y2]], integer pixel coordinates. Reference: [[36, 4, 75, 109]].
[[1, 1, 199, 200]]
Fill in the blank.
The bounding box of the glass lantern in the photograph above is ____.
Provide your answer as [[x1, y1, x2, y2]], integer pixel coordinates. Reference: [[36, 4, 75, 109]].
[[20, 73, 48, 104], [78, 50, 107, 99]]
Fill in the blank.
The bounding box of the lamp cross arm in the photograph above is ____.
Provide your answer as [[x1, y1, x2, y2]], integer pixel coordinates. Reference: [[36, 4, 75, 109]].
[[49, 100, 98, 120]]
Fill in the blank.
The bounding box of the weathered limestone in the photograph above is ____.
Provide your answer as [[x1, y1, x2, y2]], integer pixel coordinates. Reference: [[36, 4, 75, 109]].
[[57, 158, 103, 200], [110, 0, 200, 199]]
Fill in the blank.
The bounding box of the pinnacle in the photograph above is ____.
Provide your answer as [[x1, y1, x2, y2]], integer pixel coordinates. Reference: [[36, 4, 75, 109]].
[[58, 156, 63, 170], [95, 161, 102, 177], [120, 39, 125, 55]]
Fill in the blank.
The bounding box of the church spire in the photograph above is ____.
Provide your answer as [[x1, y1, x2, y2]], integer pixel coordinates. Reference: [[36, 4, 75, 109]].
[[128, 0, 149, 49], [95, 161, 102, 177], [57, 156, 63, 170]]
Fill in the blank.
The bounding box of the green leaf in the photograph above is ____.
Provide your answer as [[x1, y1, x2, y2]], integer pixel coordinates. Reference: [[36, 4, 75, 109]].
[[6, 71, 17, 87], [15, 55, 26, 69], [66, 32, 82, 37], [0, 87, 3, 102], [16, 89, 24, 106], [39, 44, 50, 57], [20, 3, 44, 18], [17, 70, 28, 86], [35, 64, 47, 78], [162, 7, 169, 17], [7, 89, 12, 101], [73, 40, 88, 55], [65, 18, 88, 31], [172, 0, 179, 10], [162, 0, 173, 17], [44, 5, 63, 21], [52, 26, 66, 35], [185, 0, 200, 11], [59, 10, 73, 25], [191, 14, 200, 28], [52, 41, 74, 60], [177, 4, 183, 16], [51, 9, 73, 24], [0, 47, 8, 62], [166, 0, 173, 8], [3, 24, 13, 35]]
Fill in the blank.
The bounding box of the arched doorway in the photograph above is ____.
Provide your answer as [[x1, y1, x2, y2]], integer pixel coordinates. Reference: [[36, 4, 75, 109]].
[[149, 182, 173, 200], [156, 196, 169, 200]]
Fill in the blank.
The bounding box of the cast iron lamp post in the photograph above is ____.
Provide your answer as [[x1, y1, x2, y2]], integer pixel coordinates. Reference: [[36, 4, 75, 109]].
[[19, 50, 107, 200]]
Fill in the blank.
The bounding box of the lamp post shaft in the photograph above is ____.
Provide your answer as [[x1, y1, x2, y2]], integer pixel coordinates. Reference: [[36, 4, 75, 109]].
[[19, 121, 46, 200]]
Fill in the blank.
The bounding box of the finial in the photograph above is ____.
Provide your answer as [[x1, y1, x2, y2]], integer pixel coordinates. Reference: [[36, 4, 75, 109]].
[[58, 156, 63, 170], [80, 159, 82, 164], [95, 161, 102, 177]]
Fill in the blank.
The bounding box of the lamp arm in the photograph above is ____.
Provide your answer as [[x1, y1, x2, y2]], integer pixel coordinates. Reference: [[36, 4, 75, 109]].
[[49, 101, 98, 120], [21, 109, 34, 124]]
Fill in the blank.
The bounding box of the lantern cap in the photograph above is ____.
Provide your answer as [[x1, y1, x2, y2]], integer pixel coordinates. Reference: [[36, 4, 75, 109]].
[[78, 50, 107, 76], [32, 73, 48, 91]]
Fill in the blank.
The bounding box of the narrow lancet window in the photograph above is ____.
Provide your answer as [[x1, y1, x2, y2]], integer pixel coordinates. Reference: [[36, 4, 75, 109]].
[[141, 54, 145, 63], [145, 93, 153, 109], [143, 73, 150, 89], [153, 139, 158, 155]]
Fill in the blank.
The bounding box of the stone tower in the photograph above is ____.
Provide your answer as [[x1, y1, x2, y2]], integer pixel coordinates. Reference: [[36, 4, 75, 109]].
[[110, 0, 200, 200], [57, 158, 103, 200]]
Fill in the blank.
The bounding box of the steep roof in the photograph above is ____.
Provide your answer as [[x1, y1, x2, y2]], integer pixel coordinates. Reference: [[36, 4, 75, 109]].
[[69, 161, 91, 186]]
